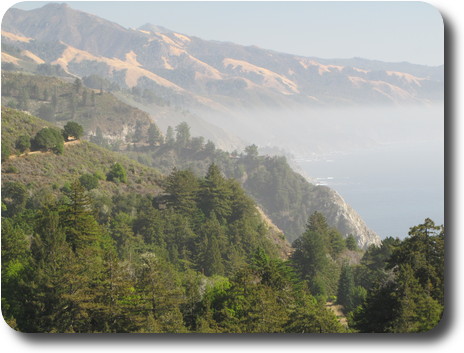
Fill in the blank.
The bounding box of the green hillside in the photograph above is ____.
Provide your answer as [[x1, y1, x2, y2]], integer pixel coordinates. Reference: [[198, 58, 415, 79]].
[[1, 71, 156, 149], [1, 107, 163, 196]]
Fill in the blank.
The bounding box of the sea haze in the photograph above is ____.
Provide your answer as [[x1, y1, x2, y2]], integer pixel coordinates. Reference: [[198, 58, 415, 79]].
[[200, 104, 444, 239], [295, 107, 444, 239], [298, 140, 444, 239]]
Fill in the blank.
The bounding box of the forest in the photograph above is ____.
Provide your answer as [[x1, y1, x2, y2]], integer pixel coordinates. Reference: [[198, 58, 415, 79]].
[[1, 98, 444, 333]]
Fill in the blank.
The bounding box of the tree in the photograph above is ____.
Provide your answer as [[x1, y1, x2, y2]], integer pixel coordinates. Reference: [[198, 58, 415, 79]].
[[107, 162, 128, 183], [175, 122, 191, 148], [147, 123, 163, 146], [62, 121, 84, 141], [346, 234, 358, 251], [60, 180, 103, 253], [32, 127, 64, 154], [165, 126, 175, 146], [351, 219, 444, 333], [73, 78, 82, 93], [163, 169, 199, 215], [198, 164, 232, 222], [244, 144, 259, 159], [204, 140, 215, 153], [337, 263, 355, 311], [15, 135, 31, 153], [2, 182, 28, 217]]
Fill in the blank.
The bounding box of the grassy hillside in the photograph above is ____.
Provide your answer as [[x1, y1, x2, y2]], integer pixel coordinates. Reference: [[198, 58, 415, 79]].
[[1, 71, 155, 147], [1, 107, 163, 196]]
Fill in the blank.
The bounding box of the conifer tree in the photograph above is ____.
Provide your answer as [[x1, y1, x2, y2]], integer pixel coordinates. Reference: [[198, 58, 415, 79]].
[[61, 181, 102, 253]]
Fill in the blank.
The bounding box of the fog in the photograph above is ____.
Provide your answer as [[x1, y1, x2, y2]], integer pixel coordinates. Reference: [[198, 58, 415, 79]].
[[198, 104, 444, 158], [198, 103, 444, 238]]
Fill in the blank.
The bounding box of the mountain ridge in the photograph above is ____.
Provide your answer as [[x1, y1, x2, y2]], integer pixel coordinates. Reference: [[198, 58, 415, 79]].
[[2, 3, 443, 111]]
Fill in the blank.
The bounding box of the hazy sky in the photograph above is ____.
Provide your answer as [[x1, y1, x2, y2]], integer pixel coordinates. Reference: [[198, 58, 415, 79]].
[[7, 1, 444, 66]]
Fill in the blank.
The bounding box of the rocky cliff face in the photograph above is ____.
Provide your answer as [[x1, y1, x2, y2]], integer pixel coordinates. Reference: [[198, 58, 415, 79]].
[[309, 186, 381, 249]]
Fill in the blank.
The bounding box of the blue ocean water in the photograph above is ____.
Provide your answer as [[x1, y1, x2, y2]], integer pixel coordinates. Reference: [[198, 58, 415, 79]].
[[297, 140, 444, 239]]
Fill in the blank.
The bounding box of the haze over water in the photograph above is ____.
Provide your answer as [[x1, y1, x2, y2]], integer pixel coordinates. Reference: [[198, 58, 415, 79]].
[[298, 138, 444, 239]]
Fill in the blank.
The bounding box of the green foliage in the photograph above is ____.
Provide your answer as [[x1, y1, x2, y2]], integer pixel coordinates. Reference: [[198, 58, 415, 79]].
[[291, 212, 344, 300], [147, 123, 163, 146], [32, 127, 64, 154], [79, 173, 99, 190], [346, 234, 358, 251], [2, 182, 28, 217], [350, 219, 444, 332], [2, 143, 10, 162], [62, 121, 84, 140], [337, 263, 355, 311], [107, 162, 128, 183], [165, 126, 175, 146], [15, 135, 31, 153], [244, 144, 259, 159]]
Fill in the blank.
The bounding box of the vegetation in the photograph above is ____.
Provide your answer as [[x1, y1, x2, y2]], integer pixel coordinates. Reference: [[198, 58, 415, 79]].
[[1, 105, 444, 333], [62, 121, 84, 141], [32, 127, 64, 154], [121, 121, 335, 242], [1, 72, 155, 150]]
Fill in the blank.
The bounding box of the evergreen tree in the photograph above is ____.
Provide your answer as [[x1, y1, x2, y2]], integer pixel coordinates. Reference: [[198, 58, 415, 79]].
[[60, 181, 102, 253], [166, 126, 175, 146], [147, 123, 163, 146], [163, 169, 199, 215], [337, 263, 355, 311], [175, 122, 191, 148], [107, 163, 128, 183], [198, 164, 232, 222]]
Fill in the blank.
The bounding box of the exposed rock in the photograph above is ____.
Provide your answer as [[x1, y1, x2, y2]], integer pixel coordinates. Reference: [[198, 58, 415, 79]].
[[308, 185, 381, 249]]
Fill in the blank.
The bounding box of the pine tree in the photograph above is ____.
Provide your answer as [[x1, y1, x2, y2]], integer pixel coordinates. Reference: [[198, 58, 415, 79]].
[[337, 263, 355, 311], [60, 181, 102, 253]]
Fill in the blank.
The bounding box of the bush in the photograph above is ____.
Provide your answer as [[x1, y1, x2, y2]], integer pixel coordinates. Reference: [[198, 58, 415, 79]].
[[1, 144, 10, 162], [107, 162, 127, 183], [32, 127, 64, 154], [15, 135, 31, 153], [79, 173, 99, 191]]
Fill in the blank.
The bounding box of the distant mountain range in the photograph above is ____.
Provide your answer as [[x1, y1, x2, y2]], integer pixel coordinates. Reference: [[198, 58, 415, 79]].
[[2, 3, 444, 114]]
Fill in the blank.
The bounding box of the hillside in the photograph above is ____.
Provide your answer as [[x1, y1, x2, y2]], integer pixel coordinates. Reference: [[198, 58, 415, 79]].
[[1, 71, 156, 148], [2, 3, 443, 109], [121, 129, 381, 248], [1, 107, 290, 257], [1, 107, 163, 195]]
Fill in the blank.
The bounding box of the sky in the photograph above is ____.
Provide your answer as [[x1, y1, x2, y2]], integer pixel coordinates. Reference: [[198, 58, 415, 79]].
[[6, 1, 444, 66]]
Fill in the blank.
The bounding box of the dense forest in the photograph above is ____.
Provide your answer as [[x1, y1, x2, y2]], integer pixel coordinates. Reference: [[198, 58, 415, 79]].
[[2, 104, 444, 332]]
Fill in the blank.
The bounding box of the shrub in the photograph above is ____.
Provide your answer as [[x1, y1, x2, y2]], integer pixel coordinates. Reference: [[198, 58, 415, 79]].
[[1, 144, 10, 162], [107, 162, 127, 183], [32, 127, 64, 154], [15, 135, 31, 153], [79, 173, 99, 191]]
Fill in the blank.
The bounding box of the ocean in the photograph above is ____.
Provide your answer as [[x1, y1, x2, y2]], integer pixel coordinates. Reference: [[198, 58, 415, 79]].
[[296, 139, 444, 239]]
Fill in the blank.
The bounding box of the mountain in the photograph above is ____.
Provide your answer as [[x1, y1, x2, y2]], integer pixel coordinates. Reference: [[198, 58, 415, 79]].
[[2, 3, 443, 111]]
